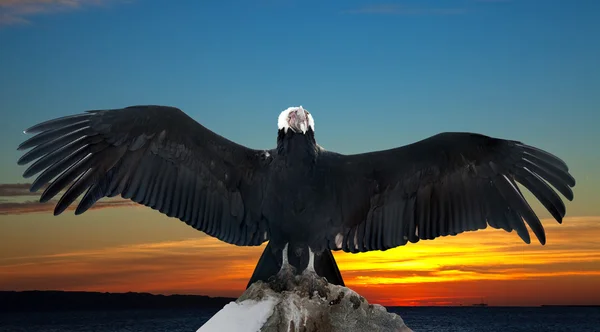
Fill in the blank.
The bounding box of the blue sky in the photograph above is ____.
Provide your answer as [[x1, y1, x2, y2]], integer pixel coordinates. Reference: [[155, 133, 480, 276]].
[[1, 0, 598, 214]]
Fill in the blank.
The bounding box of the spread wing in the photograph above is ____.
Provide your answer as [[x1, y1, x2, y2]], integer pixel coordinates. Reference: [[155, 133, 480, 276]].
[[321, 132, 576, 253], [17, 105, 273, 246]]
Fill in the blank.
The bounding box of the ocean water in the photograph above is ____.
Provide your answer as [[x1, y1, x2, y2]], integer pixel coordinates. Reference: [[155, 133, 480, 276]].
[[390, 307, 600, 332], [1, 307, 599, 331]]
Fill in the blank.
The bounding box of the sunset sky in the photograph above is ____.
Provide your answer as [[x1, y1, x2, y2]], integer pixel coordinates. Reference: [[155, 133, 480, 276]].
[[1, 0, 599, 307]]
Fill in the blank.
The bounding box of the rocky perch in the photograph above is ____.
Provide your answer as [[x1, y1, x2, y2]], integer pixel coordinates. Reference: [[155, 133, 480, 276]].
[[198, 277, 412, 332]]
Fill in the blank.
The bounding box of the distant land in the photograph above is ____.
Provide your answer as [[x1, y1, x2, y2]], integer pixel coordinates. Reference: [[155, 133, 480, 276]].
[[539, 305, 600, 307], [0, 290, 235, 312], [1, 291, 598, 312]]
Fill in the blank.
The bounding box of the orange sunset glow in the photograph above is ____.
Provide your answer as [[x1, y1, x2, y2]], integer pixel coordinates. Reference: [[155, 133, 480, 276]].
[[2, 197, 599, 306]]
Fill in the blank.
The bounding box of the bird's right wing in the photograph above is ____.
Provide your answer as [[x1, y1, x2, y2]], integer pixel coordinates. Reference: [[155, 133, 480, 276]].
[[17, 105, 273, 246]]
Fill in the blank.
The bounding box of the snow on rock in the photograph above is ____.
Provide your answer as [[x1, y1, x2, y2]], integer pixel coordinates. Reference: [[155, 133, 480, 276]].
[[197, 295, 278, 332], [198, 280, 412, 332]]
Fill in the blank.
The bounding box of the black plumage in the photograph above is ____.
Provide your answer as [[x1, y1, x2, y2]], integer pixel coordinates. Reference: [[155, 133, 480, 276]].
[[16, 105, 576, 287]]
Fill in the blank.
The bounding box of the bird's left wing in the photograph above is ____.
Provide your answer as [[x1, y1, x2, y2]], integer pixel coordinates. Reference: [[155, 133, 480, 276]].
[[17, 106, 273, 246], [319, 132, 575, 253]]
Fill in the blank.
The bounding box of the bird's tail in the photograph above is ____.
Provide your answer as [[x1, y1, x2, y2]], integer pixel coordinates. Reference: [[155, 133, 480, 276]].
[[246, 242, 345, 288]]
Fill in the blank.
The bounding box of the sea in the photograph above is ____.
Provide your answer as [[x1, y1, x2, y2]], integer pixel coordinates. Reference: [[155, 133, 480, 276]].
[[1, 306, 599, 332]]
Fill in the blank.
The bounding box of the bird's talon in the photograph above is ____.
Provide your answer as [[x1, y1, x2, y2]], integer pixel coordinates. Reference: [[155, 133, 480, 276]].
[[268, 264, 297, 292]]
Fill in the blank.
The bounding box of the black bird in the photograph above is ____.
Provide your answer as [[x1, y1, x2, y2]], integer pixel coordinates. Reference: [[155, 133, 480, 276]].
[[16, 105, 576, 289]]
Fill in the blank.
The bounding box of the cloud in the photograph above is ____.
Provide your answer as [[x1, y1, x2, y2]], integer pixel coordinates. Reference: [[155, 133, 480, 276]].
[[0, 183, 42, 197], [342, 4, 467, 16], [332, 216, 600, 305], [0, 0, 131, 26], [1, 216, 599, 305], [0, 199, 138, 215], [0, 182, 137, 214], [0, 237, 265, 298]]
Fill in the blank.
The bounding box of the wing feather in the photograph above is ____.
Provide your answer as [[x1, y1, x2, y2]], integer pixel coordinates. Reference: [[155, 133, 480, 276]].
[[17, 105, 271, 246], [18, 120, 91, 150], [22, 113, 92, 134], [322, 132, 575, 252]]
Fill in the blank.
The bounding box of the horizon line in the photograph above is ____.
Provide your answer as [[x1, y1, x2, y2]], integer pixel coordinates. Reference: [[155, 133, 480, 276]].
[[2, 289, 599, 308]]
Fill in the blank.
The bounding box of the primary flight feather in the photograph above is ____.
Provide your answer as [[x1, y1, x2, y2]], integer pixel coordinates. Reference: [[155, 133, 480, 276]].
[[17, 105, 576, 287]]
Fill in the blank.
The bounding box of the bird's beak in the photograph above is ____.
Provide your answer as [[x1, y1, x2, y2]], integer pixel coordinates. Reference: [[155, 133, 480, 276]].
[[289, 108, 309, 134], [299, 122, 307, 133]]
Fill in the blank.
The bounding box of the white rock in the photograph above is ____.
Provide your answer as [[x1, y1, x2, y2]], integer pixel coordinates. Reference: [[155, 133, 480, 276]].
[[198, 280, 412, 332], [198, 295, 278, 332]]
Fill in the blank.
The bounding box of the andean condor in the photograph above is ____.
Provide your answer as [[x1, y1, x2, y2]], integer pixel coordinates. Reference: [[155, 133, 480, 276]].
[[16, 105, 576, 288]]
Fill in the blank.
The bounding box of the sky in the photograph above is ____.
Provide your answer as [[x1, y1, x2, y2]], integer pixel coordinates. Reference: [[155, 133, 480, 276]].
[[0, 0, 599, 306]]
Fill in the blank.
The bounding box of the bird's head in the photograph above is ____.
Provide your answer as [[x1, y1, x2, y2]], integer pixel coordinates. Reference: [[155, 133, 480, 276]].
[[278, 106, 315, 135]]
